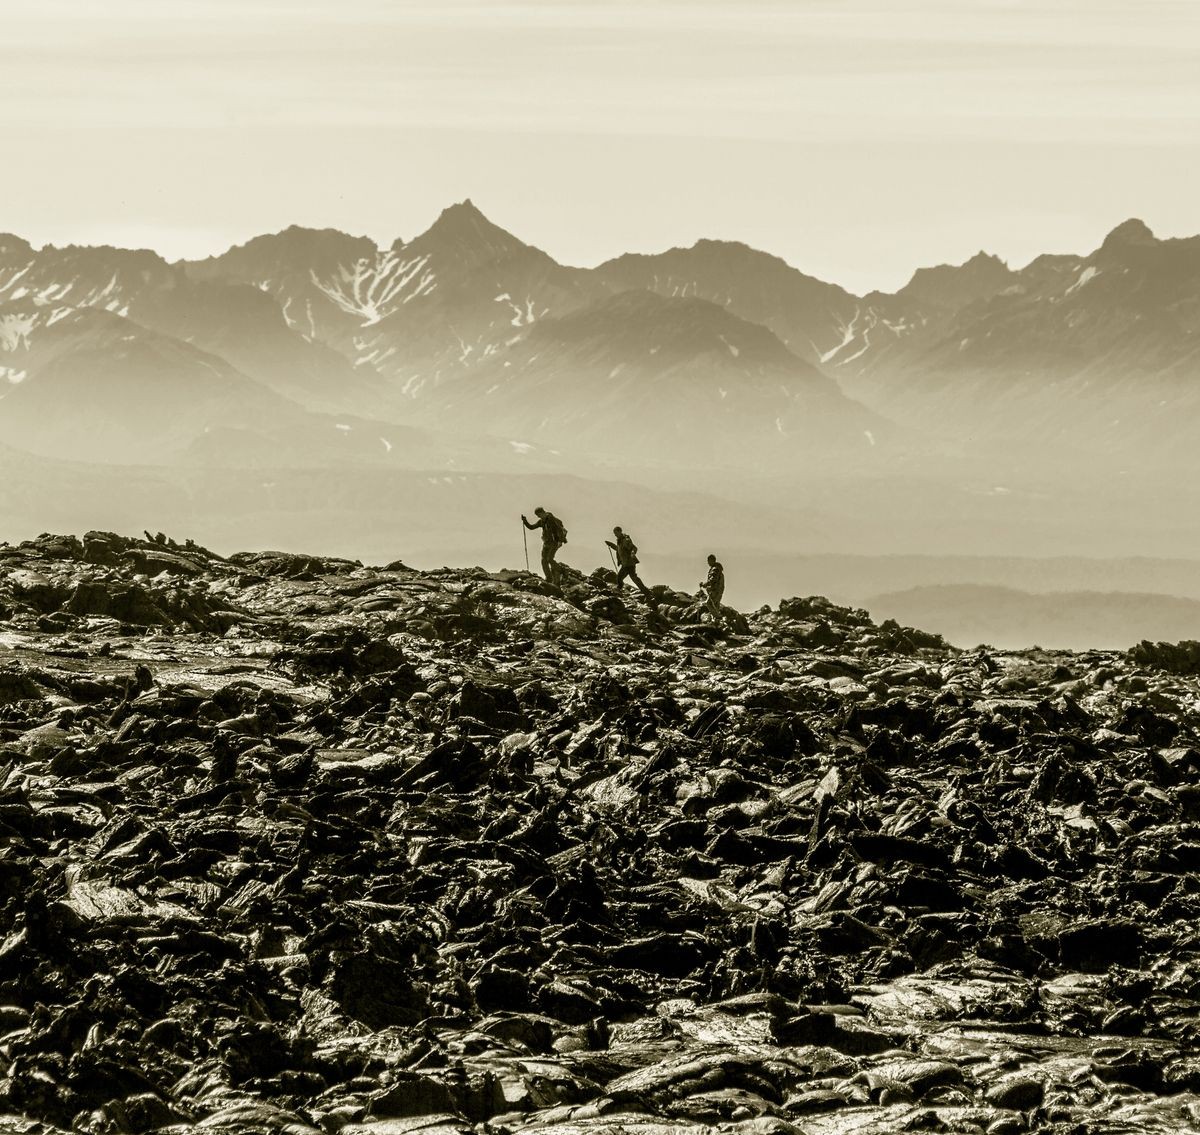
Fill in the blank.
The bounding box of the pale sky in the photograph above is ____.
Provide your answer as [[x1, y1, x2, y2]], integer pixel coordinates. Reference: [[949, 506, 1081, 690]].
[[3, 0, 1199, 293]]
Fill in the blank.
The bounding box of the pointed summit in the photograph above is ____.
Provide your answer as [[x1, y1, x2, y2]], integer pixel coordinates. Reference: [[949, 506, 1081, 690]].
[[964, 251, 1007, 268], [410, 199, 527, 266], [435, 198, 485, 224]]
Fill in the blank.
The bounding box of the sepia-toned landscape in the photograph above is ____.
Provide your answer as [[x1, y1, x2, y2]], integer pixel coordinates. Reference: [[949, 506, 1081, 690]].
[[4, 3, 1200, 1134]]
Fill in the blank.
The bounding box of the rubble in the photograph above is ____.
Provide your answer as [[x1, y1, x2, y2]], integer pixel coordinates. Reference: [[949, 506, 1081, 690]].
[[0, 530, 1199, 1134]]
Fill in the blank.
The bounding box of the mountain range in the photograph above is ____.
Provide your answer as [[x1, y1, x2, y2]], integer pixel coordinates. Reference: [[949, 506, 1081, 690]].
[[7, 202, 1199, 474]]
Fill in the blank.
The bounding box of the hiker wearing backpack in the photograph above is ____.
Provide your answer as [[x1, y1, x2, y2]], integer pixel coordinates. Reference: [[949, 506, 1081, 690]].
[[605, 526, 655, 604], [522, 507, 567, 584], [700, 553, 725, 624]]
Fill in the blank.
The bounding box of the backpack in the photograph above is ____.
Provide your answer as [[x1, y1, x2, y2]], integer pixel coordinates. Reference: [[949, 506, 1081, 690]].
[[545, 514, 567, 546]]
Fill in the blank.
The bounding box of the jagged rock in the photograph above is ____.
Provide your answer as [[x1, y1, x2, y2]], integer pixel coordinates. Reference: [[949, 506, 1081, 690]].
[[1, 531, 1200, 1134]]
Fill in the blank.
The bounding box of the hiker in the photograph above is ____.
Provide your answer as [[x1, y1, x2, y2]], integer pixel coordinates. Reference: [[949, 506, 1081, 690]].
[[522, 507, 567, 584], [605, 526, 655, 604], [700, 553, 725, 624]]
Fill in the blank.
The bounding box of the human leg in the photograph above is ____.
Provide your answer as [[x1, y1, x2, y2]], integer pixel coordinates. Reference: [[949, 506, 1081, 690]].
[[630, 569, 654, 601]]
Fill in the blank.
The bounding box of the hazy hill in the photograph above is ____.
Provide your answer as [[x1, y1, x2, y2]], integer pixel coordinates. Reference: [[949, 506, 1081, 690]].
[[869, 583, 1200, 651], [0, 296, 554, 471], [0, 302, 294, 463], [595, 238, 860, 367], [416, 288, 880, 466]]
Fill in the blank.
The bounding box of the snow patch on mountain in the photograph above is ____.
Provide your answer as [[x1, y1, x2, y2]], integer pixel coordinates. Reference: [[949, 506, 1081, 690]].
[[0, 313, 37, 351], [309, 251, 436, 326], [495, 294, 541, 329], [1065, 266, 1101, 297], [821, 309, 861, 363]]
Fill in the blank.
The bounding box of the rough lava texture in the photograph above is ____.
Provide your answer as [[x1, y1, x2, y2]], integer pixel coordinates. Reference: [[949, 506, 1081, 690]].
[[1, 533, 1200, 1134]]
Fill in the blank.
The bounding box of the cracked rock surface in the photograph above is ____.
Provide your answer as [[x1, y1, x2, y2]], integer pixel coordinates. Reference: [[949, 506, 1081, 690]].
[[1, 531, 1200, 1134]]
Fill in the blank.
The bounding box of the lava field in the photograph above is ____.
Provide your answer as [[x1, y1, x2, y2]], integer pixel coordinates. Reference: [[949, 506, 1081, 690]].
[[2, 531, 1200, 1135]]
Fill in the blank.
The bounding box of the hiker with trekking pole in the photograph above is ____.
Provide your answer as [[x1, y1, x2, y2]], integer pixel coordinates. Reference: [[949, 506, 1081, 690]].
[[605, 526, 656, 606], [522, 507, 567, 585]]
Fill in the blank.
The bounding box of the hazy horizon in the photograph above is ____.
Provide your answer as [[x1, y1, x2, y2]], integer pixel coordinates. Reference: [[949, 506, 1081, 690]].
[[4, 0, 1199, 293]]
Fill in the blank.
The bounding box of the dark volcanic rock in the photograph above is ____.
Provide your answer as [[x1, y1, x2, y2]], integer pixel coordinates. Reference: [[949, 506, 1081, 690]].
[[0, 531, 1199, 1133]]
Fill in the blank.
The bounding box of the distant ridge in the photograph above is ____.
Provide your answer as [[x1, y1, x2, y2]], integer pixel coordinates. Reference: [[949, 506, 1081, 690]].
[[4, 203, 1200, 461]]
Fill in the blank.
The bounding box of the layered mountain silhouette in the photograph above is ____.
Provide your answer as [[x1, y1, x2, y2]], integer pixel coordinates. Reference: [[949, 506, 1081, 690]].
[[416, 289, 878, 464], [839, 218, 1200, 444], [0, 240, 379, 417], [0, 297, 417, 466], [3, 204, 1199, 471], [595, 239, 860, 367]]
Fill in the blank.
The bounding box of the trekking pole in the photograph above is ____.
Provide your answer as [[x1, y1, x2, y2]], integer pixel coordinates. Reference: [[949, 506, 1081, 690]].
[[522, 522, 530, 572], [608, 546, 618, 570]]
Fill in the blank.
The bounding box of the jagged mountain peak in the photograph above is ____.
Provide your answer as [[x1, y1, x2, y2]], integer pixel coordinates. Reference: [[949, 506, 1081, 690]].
[[902, 249, 1011, 285], [434, 198, 491, 227], [1101, 218, 1157, 251], [964, 250, 1008, 268], [0, 242, 178, 316], [896, 248, 1015, 311], [409, 199, 528, 262], [444, 197, 482, 218]]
